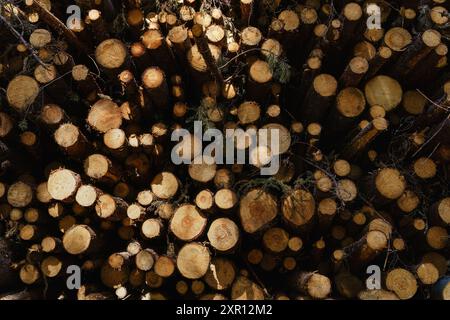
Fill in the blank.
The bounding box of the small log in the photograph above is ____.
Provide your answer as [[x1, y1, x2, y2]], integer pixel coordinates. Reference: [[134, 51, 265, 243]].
[[425, 226, 448, 250], [6, 75, 40, 113], [127, 203, 144, 220], [300, 74, 337, 124], [339, 57, 369, 87], [84, 154, 121, 186], [207, 218, 240, 252], [135, 249, 156, 271], [179, 5, 195, 25], [95, 39, 128, 76], [350, 218, 392, 268], [41, 236, 62, 253], [384, 27, 412, 53], [191, 24, 224, 88], [141, 218, 163, 240], [205, 25, 226, 48], [154, 256, 176, 278], [366, 46, 392, 79], [317, 198, 337, 231], [262, 227, 289, 253], [239, 189, 278, 234], [136, 190, 154, 207], [103, 128, 128, 159], [214, 188, 238, 213], [415, 262, 439, 285], [87, 99, 123, 133], [168, 26, 191, 62], [354, 41, 377, 62], [47, 169, 81, 202], [292, 272, 331, 300], [326, 87, 366, 138], [237, 101, 261, 125], [62, 224, 97, 255], [194, 11, 211, 29], [75, 184, 102, 208], [95, 194, 128, 221], [385, 268, 417, 300], [150, 172, 179, 200], [340, 2, 363, 46], [127, 8, 144, 39], [195, 189, 214, 212], [7, 181, 33, 208], [246, 60, 273, 104], [365, 167, 406, 204], [142, 67, 169, 111], [176, 242, 211, 279], [19, 264, 40, 285], [170, 204, 207, 241], [86, 9, 109, 44]]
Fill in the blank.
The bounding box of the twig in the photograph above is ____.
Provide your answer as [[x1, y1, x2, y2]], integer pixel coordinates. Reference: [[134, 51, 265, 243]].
[[416, 89, 450, 112], [412, 114, 450, 157]]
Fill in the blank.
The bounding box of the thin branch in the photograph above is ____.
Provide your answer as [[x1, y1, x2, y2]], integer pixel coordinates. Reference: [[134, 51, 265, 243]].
[[412, 114, 450, 157]]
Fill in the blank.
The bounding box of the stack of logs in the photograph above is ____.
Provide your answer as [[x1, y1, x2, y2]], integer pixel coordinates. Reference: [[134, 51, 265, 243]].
[[0, 0, 449, 300]]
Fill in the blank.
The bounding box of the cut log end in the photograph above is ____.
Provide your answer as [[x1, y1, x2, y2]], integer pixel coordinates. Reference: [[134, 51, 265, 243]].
[[314, 74, 337, 97], [386, 268, 417, 300], [207, 218, 239, 252], [413, 157, 437, 179], [365, 75, 403, 112], [336, 87, 366, 118], [87, 99, 123, 133], [426, 226, 448, 250], [47, 169, 80, 201], [176, 243, 211, 279], [240, 189, 278, 233], [375, 168, 406, 200], [141, 219, 162, 239], [416, 263, 439, 285], [170, 204, 207, 241], [263, 227, 289, 253], [249, 60, 273, 84], [384, 28, 412, 52], [7, 182, 33, 208], [63, 225, 95, 255], [151, 172, 179, 200], [214, 188, 238, 210], [6, 76, 40, 112], [95, 39, 127, 69]]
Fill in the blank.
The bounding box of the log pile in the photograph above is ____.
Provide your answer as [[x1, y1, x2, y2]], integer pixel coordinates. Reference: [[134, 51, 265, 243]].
[[0, 0, 449, 300]]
